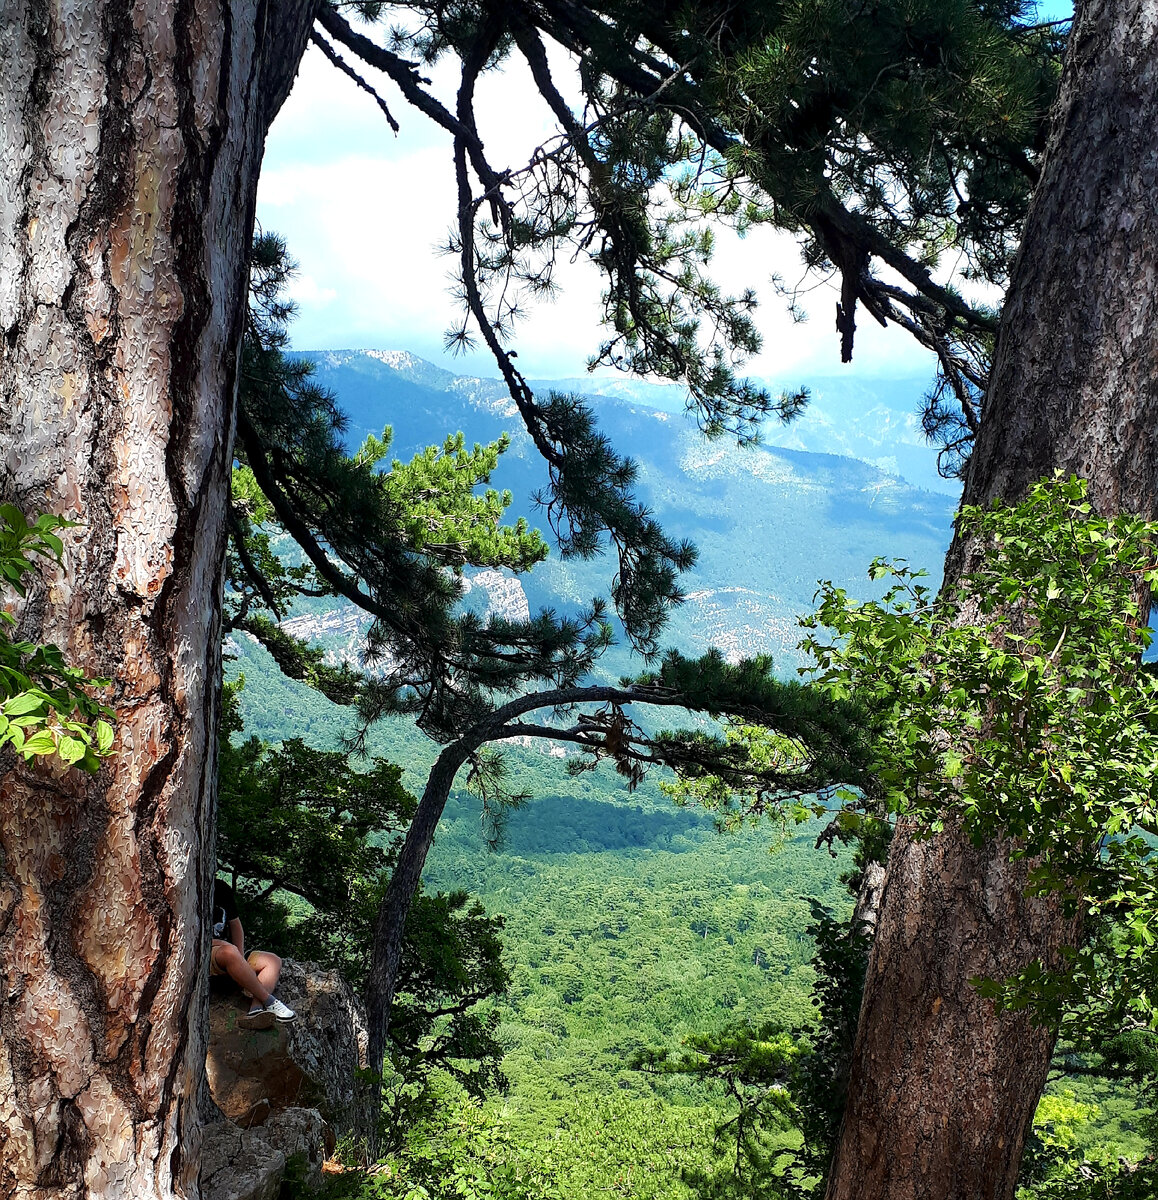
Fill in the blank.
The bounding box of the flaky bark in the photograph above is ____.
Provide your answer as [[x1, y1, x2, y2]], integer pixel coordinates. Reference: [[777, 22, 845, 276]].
[[826, 3, 1158, 1198], [0, 3, 313, 1197]]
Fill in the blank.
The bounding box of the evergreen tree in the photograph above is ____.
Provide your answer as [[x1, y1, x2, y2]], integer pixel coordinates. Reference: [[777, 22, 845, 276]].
[[822, 6, 1158, 1193], [1, 3, 1112, 1194], [215, 684, 510, 1127]]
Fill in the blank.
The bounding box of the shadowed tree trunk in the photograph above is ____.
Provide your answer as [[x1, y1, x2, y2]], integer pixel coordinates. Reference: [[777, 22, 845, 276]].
[[826, 3, 1158, 1198], [0, 3, 313, 1195]]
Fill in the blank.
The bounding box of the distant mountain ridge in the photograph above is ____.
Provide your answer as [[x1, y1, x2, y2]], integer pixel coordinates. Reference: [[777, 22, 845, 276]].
[[311, 349, 954, 493], [290, 349, 957, 676]]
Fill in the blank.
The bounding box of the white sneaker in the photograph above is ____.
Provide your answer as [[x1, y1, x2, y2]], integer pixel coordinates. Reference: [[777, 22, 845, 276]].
[[239, 1005, 275, 1030], [264, 995, 296, 1023]]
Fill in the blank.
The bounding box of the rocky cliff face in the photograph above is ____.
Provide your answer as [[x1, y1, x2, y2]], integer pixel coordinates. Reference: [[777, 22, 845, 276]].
[[201, 962, 367, 1200], [460, 569, 531, 623], [276, 568, 531, 670]]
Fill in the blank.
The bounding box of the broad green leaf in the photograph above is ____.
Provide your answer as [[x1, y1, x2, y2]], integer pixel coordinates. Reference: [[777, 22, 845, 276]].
[[58, 736, 87, 765], [95, 720, 114, 754], [20, 730, 57, 757], [3, 691, 48, 717]]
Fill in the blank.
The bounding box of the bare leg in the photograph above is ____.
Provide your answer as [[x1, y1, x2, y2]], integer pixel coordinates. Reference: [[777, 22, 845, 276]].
[[211, 941, 272, 1005], [246, 950, 282, 996]]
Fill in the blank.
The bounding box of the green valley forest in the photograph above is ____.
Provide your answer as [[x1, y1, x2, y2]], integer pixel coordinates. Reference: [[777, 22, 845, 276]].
[[5, 4, 1158, 1200]]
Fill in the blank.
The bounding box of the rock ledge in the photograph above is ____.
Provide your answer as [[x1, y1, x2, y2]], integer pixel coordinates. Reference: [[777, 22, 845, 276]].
[[201, 961, 367, 1200]]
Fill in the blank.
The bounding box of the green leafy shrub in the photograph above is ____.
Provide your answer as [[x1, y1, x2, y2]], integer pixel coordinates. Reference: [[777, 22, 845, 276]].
[[362, 1091, 562, 1200], [802, 475, 1158, 1031], [0, 506, 113, 770]]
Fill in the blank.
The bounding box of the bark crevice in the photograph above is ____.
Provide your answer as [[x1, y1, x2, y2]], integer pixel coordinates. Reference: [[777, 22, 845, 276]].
[[828, 6, 1158, 1196]]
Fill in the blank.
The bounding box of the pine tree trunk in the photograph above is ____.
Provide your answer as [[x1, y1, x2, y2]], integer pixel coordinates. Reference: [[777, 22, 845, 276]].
[[0, 4, 312, 1196], [825, 3, 1158, 1197]]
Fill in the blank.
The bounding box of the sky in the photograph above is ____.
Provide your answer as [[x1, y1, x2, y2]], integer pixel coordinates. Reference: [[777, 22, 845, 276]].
[[256, 2, 1075, 388]]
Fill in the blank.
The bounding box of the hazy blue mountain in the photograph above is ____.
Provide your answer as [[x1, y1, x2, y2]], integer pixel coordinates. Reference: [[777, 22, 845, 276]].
[[540, 370, 954, 496], [296, 350, 956, 676]]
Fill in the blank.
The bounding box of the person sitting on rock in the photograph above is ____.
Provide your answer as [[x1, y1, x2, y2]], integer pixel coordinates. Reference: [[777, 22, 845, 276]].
[[211, 877, 296, 1028]]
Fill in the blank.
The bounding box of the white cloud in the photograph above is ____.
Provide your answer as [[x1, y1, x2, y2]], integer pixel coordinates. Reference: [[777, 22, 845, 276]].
[[258, 36, 935, 385], [285, 273, 337, 309]]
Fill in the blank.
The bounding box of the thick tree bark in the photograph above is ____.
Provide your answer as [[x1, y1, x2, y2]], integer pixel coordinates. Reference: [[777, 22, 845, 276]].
[[0, 4, 313, 1196], [826, 3, 1158, 1198]]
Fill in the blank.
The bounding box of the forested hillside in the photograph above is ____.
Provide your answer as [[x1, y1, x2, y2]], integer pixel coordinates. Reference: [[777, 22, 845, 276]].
[[233, 350, 956, 686], [226, 355, 1156, 1199]]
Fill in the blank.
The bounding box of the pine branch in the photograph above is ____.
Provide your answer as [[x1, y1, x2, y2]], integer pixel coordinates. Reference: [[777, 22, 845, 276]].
[[314, 5, 509, 204], [226, 505, 286, 623], [309, 28, 400, 132]]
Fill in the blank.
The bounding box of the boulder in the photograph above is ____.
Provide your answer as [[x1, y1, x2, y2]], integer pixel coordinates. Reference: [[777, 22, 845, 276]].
[[200, 1120, 285, 1200], [260, 1107, 330, 1193], [200, 1110, 329, 1200], [205, 960, 367, 1130], [274, 959, 369, 1131], [201, 961, 367, 1200]]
